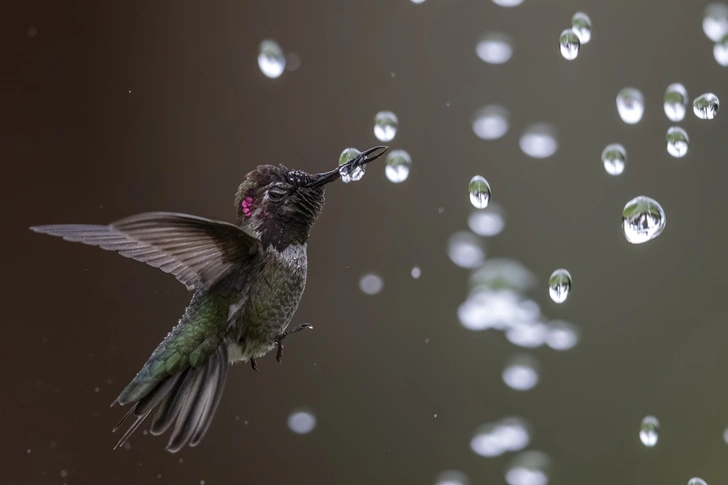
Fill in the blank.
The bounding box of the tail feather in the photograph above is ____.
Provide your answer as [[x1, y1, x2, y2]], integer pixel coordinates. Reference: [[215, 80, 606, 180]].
[[191, 346, 228, 447]]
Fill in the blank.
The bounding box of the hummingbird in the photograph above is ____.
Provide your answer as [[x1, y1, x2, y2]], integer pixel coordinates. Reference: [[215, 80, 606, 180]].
[[30, 145, 388, 453]]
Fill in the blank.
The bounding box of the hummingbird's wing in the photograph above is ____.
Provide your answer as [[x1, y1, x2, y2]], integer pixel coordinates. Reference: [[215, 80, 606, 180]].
[[31, 212, 261, 291]]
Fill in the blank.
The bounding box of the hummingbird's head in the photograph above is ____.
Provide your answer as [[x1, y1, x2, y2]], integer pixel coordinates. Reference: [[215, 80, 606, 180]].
[[235, 146, 388, 250]]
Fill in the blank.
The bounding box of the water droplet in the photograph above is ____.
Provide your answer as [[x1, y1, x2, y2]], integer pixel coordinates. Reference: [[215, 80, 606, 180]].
[[469, 176, 492, 209], [492, 0, 524, 6], [468, 204, 505, 236], [93, 387, 100, 393], [459, 288, 538, 331], [666, 126, 689, 158], [436, 470, 471, 485], [373, 111, 398, 142], [411, 0, 426, 3], [476, 33, 513, 64], [385, 149, 411, 183], [60, 470, 68, 478], [338, 147, 364, 183], [519, 123, 558, 159], [714, 35, 728, 65], [688, 478, 707, 485], [472, 105, 509, 140], [545, 320, 579, 350], [693, 93, 720, 120], [559, 29, 580, 60], [285, 52, 301, 71], [639, 415, 659, 447], [28, 26, 37, 37], [548, 269, 571, 304], [502, 355, 539, 391], [471, 418, 531, 457], [622, 196, 666, 244], [258, 40, 285, 79], [704, 3, 728, 41], [287, 409, 316, 434], [448, 232, 485, 269], [359, 273, 383, 295], [411, 266, 421, 279], [601, 143, 626, 176], [505, 451, 551, 485], [616, 88, 644, 124], [724, 426, 728, 443], [664, 83, 688, 122], [506, 320, 547, 348], [571, 12, 592, 44]]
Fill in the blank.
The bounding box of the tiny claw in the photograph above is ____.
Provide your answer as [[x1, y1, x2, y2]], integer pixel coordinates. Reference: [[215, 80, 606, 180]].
[[250, 358, 259, 371]]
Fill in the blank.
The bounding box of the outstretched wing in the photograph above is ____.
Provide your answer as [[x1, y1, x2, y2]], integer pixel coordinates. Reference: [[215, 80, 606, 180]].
[[31, 212, 261, 291]]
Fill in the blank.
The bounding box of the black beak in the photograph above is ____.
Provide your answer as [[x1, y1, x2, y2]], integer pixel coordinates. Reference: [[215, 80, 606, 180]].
[[306, 146, 389, 188]]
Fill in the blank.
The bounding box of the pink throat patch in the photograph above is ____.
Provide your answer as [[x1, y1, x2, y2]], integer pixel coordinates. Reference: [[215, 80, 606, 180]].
[[242, 197, 253, 218]]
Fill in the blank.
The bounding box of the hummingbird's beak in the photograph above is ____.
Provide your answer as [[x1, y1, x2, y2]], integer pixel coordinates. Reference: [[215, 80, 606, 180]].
[[306, 146, 389, 188]]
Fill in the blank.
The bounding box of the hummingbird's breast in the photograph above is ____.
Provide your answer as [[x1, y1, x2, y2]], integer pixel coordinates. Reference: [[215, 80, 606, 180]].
[[229, 243, 308, 362]]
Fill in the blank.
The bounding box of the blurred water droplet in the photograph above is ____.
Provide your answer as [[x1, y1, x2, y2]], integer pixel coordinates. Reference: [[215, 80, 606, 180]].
[[688, 478, 707, 485], [338, 147, 364, 183], [470, 259, 536, 293], [468, 204, 505, 236], [411, 0, 426, 3], [506, 320, 547, 348], [616, 88, 644, 124], [666, 126, 689, 158], [622, 196, 666, 244], [471, 418, 531, 457], [385, 149, 411, 183], [545, 320, 579, 350], [503, 355, 539, 391], [94, 387, 99, 393], [559, 29, 580, 60], [476, 33, 513, 64], [505, 451, 551, 485], [258, 40, 285, 79], [693, 93, 720, 119], [548, 269, 571, 304], [520, 123, 558, 158], [469, 176, 492, 209], [704, 3, 728, 41], [601, 143, 626, 176], [287, 409, 316, 434], [459, 288, 538, 331], [359, 273, 383, 295], [374, 111, 398, 142], [492, 0, 525, 6], [571, 12, 592, 43], [664, 83, 688, 122], [27, 26, 37, 37], [61, 470, 68, 478], [411, 266, 421, 279], [715, 35, 728, 65], [285, 52, 301, 71], [723, 427, 728, 443], [639, 416, 659, 447], [472, 105, 509, 140], [448, 232, 485, 269], [436, 470, 471, 485]]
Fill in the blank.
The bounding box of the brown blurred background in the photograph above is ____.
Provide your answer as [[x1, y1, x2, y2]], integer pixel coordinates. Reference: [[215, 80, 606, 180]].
[[4, 0, 728, 484]]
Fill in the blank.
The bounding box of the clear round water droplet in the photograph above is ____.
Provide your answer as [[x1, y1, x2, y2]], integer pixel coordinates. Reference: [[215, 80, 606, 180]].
[[571, 12, 592, 44], [385, 149, 411, 183], [666, 126, 689, 158], [639, 415, 659, 447], [545, 320, 579, 350], [548, 269, 571, 304], [448, 232, 485, 269], [519, 123, 558, 158], [338, 147, 364, 183], [472, 105, 509, 140], [715, 34, 728, 65], [469, 175, 492, 209], [559, 29, 580, 60], [616, 88, 645, 124], [601, 143, 626, 176], [664, 83, 688, 122], [359, 273, 383, 295], [373, 111, 398, 142], [693, 93, 720, 120], [258, 40, 285, 79], [492, 0, 525, 6], [505, 451, 551, 485], [502, 355, 540, 391], [435, 470, 471, 485], [476, 32, 513, 64], [287, 409, 316, 434], [688, 479, 707, 485], [704, 2, 728, 42], [622, 196, 666, 244], [468, 204, 505, 237]]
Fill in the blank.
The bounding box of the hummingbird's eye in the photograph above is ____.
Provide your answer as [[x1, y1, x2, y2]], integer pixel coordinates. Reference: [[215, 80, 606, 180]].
[[267, 186, 287, 201]]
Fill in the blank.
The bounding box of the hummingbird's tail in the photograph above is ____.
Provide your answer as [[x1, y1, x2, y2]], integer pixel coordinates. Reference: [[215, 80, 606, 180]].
[[112, 345, 229, 452]]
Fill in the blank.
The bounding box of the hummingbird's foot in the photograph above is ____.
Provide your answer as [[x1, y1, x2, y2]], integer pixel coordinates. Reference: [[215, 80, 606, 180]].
[[250, 358, 259, 371], [275, 324, 313, 363]]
